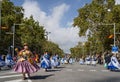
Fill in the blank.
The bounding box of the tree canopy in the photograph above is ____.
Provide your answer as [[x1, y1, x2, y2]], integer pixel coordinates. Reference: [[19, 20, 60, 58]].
[[0, 0, 63, 56], [72, 0, 120, 57]]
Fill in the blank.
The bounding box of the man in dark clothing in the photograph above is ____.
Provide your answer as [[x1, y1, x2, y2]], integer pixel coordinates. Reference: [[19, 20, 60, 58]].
[[105, 54, 111, 65]]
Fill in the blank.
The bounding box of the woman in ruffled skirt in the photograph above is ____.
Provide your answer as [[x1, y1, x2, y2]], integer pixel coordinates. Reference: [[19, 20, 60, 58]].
[[13, 43, 40, 80]]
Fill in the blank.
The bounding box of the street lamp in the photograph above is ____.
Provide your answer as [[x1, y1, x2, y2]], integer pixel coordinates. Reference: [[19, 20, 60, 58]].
[[45, 31, 51, 40], [6, 23, 24, 57]]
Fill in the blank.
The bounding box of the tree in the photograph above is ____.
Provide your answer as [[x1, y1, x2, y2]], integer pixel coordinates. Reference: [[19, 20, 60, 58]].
[[0, 0, 24, 54], [1, 0, 24, 29], [0, 0, 64, 56], [16, 16, 46, 53], [42, 41, 64, 57], [73, 0, 120, 53], [70, 42, 85, 58]]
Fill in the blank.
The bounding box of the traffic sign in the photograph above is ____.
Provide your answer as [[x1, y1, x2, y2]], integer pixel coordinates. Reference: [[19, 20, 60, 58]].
[[112, 46, 118, 53]]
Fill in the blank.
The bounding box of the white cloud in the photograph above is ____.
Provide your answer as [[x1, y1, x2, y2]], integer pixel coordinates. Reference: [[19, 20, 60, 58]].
[[115, 0, 120, 4], [22, 0, 84, 53]]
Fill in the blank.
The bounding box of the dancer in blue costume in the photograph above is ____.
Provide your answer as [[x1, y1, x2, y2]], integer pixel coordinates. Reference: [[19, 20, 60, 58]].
[[51, 54, 60, 67], [55, 54, 60, 66], [5, 53, 15, 68], [0, 55, 6, 69], [41, 51, 51, 71], [108, 53, 120, 70], [69, 57, 73, 64], [85, 55, 91, 65], [60, 58, 64, 64], [79, 57, 84, 65], [51, 56, 56, 68]]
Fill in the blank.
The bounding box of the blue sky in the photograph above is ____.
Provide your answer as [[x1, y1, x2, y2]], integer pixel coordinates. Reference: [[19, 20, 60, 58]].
[[11, 0, 92, 27], [10, 0, 120, 53], [10, 0, 92, 53], [11, 0, 91, 53]]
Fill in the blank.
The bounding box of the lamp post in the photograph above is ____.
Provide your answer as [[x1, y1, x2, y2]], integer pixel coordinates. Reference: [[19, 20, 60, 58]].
[[12, 24, 15, 57], [82, 42, 85, 55], [6, 23, 23, 57], [89, 41, 92, 55], [45, 31, 51, 40], [0, 0, 2, 40]]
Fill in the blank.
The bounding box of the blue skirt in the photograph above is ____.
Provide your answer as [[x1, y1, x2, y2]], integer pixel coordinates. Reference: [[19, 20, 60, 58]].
[[0, 61, 6, 67], [41, 60, 51, 69], [6, 60, 15, 66]]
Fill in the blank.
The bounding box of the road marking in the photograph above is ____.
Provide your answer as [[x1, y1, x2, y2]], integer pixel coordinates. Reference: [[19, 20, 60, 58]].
[[89, 69, 96, 72], [0, 74, 22, 79], [78, 69, 84, 71], [1, 74, 32, 82], [2, 74, 32, 82], [66, 69, 72, 71], [0, 71, 16, 75], [26, 74, 32, 82], [4, 79, 23, 82], [27, 79, 32, 82], [101, 70, 109, 72]]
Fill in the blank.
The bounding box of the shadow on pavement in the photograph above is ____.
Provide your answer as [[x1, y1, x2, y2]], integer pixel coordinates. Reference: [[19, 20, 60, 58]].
[[110, 70, 120, 72], [30, 74, 54, 80], [55, 66, 65, 69]]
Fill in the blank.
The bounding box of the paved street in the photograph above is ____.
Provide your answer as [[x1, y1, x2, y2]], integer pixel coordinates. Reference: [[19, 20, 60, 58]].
[[0, 63, 120, 82]]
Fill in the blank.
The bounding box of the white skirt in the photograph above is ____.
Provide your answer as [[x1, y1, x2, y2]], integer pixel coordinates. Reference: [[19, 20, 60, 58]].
[[91, 61, 96, 65], [85, 61, 91, 65]]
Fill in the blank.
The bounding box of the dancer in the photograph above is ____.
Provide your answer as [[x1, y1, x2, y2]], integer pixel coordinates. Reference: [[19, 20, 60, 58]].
[[79, 57, 84, 65], [69, 57, 73, 64], [0, 55, 6, 70], [5, 53, 15, 68], [108, 53, 120, 70], [40, 51, 51, 71], [91, 55, 97, 66], [51, 55, 56, 68], [13, 43, 39, 80], [85, 55, 91, 65], [51, 54, 60, 68], [60, 58, 64, 64]]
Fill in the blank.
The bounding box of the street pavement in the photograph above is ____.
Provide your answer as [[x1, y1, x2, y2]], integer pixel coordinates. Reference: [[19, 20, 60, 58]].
[[0, 62, 120, 82]]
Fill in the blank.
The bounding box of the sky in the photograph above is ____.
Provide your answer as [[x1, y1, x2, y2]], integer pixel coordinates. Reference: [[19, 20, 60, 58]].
[[10, 0, 120, 53]]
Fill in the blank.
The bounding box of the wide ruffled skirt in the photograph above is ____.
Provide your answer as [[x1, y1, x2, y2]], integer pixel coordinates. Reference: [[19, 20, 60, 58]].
[[13, 60, 39, 73], [69, 59, 73, 64], [79, 60, 84, 65], [51, 59, 56, 67], [107, 62, 118, 70], [91, 60, 96, 65]]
